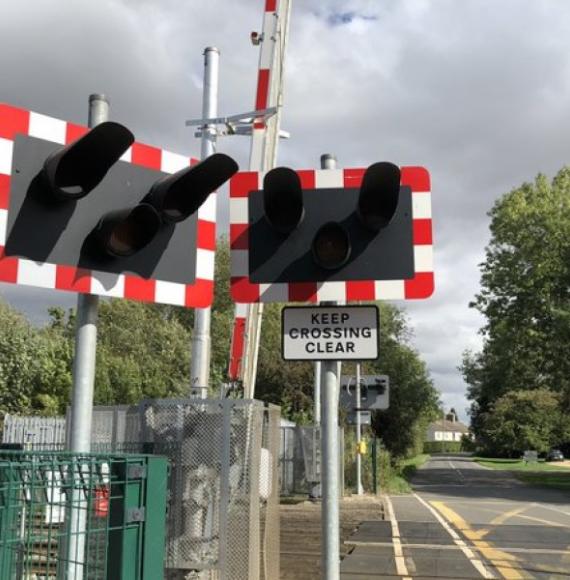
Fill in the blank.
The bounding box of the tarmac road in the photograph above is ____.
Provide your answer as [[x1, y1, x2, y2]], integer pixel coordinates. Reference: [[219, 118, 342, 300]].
[[341, 454, 570, 579]]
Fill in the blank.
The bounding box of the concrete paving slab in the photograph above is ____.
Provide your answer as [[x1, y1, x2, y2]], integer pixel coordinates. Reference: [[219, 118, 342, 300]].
[[402, 547, 489, 579], [348, 520, 455, 546], [340, 545, 397, 576], [398, 521, 456, 545], [390, 493, 439, 522], [347, 521, 392, 542]]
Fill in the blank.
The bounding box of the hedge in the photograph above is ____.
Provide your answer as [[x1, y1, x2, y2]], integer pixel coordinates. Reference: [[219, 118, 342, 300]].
[[423, 441, 463, 453]]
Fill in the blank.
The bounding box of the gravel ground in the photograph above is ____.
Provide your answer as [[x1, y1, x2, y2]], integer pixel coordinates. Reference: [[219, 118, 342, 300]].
[[280, 495, 384, 579]]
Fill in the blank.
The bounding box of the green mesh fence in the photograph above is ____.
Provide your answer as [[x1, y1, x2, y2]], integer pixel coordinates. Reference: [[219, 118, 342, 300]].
[[0, 450, 168, 580]]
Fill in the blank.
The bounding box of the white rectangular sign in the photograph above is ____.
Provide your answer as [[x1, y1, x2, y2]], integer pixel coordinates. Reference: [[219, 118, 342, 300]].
[[282, 305, 379, 361]]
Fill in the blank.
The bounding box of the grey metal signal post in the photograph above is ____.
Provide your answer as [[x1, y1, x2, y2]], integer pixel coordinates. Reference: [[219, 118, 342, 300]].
[[321, 351, 340, 580], [68, 94, 107, 454], [65, 94, 107, 580], [355, 362, 363, 495], [320, 153, 341, 580], [190, 46, 219, 398]]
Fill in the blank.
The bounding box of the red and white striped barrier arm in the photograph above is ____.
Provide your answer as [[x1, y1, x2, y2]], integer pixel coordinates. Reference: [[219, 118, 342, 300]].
[[227, 0, 285, 381]]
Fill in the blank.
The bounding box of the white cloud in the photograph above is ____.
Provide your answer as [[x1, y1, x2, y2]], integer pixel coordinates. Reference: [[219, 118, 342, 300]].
[[2, 0, 570, 421]]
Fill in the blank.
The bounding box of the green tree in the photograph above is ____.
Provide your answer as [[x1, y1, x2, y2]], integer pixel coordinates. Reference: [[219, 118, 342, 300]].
[[30, 308, 74, 415], [255, 302, 314, 423], [93, 299, 191, 404], [27, 300, 193, 411], [479, 388, 569, 456], [463, 168, 570, 434], [0, 300, 38, 415], [368, 305, 440, 458]]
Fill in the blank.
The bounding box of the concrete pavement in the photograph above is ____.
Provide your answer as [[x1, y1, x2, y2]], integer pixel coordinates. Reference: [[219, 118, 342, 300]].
[[341, 454, 570, 579]]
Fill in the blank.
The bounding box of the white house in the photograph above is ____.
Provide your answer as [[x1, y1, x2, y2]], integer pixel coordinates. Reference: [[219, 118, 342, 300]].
[[425, 410, 470, 442]]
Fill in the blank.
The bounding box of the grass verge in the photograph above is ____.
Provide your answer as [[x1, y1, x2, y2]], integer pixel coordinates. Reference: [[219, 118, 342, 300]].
[[474, 457, 570, 490], [516, 472, 570, 490], [280, 495, 310, 505], [382, 453, 430, 494], [474, 457, 566, 471]]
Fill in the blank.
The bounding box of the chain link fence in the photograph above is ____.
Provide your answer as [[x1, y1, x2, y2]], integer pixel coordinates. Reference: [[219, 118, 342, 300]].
[[2, 400, 280, 580], [2, 415, 66, 449], [279, 426, 344, 497]]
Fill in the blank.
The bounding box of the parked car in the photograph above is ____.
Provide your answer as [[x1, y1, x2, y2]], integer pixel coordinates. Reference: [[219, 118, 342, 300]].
[[546, 449, 565, 462]]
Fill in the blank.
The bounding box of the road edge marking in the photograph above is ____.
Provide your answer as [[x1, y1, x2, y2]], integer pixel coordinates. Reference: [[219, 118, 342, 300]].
[[384, 495, 413, 579], [412, 493, 496, 579]]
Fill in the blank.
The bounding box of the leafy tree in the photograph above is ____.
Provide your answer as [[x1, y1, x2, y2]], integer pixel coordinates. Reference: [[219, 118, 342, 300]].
[[93, 300, 191, 404], [368, 305, 440, 458], [31, 308, 74, 415], [0, 299, 38, 415], [25, 300, 193, 411], [463, 168, 570, 434], [478, 388, 570, 456], [255, 302, 314, 423]]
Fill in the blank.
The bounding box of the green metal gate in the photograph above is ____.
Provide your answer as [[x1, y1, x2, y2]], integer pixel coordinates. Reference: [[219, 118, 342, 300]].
[[0, 450, 168, 579]]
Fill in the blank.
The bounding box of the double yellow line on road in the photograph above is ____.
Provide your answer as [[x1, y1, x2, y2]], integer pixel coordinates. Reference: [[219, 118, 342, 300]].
[[430, 501, 527, 579]]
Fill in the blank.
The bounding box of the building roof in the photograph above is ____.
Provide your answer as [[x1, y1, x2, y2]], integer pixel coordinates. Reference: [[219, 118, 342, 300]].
[[428, 419, 469, 433]]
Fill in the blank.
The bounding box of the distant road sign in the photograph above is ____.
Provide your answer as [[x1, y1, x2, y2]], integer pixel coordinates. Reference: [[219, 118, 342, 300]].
[[523, 450, 538, 463], [282, 305, 379, 361], [340, 375, 390, 410], [347, 411, 371, 425]]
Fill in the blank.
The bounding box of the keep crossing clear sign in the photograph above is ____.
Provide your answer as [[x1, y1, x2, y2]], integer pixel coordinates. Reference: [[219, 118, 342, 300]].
[[282, 305, 379, 361]]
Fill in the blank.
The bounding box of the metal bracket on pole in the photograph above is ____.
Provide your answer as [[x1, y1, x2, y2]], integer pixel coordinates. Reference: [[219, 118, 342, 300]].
[[186, 106, 290, 139]]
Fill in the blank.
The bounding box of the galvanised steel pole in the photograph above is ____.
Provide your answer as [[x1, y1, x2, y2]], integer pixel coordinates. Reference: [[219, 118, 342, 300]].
[[320, 357, 340, 580], [314, 361, 321, 425], [320, 153, 340, 580], [190, 47, 219, 398], [65, 93, 108, 580], [313, 153, 333, 425], [355, 362, 363, 495], [68, 93, 107, 454]]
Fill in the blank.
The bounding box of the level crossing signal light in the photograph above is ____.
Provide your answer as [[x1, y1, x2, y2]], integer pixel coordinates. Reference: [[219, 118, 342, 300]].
[[1, 106, 238, 307], [229, 160, 434, 303], [339, 374, 390, 411], [374, 376, 387, 395], [259, 161, 405, 279]]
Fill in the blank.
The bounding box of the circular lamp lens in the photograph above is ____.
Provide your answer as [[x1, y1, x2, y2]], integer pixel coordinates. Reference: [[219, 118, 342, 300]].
[[107, 205, 160, 257], [312, 222, 351, 270]]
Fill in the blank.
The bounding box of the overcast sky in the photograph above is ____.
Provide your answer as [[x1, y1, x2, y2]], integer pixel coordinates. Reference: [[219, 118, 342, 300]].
[[2, 0, 570, 421]]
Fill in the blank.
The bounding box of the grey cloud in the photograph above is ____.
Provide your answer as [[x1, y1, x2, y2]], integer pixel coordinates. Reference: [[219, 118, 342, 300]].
[[0, 284, 75, 325], [2, 0, 570, 421]]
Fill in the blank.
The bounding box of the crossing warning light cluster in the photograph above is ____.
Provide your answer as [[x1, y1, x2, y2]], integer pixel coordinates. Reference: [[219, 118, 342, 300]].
[[233, 160, 426, 300], [5, 119, 238, 286], [262, 162, 404, 274]]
